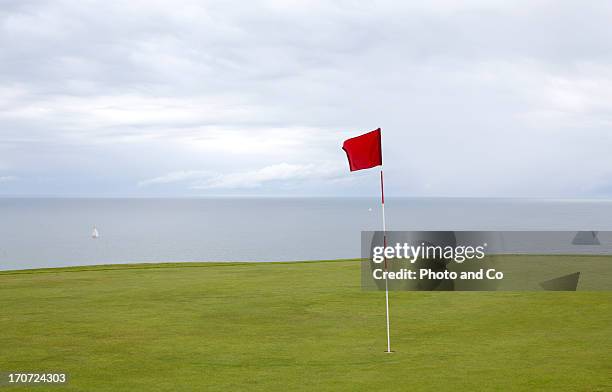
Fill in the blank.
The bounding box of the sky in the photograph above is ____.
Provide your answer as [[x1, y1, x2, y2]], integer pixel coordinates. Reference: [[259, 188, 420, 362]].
[[1, 0, 611, 197]]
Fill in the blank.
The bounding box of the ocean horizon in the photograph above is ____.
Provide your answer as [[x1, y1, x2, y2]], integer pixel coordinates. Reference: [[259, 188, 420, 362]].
[[1, 197, 612, 271]]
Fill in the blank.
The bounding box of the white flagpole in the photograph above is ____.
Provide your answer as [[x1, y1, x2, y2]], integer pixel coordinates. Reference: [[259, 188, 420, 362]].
[[380, 168, 392, 353]]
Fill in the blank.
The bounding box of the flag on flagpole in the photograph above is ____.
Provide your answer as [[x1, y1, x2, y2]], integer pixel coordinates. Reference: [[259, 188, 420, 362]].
[[342, 127, 392, 353], [342, 128, 382, 171]]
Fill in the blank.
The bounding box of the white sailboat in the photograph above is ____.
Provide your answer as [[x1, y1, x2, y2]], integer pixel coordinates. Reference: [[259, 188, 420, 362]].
[[92, 226, 99, 239]]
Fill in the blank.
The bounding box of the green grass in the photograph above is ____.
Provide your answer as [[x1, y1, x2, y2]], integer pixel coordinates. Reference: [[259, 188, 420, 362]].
[[0, 260, 610, 391]]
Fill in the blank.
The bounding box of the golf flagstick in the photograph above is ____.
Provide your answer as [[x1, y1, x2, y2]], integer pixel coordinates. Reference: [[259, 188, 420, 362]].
[[341, 128, 388, 352], [381, 169, 392, 353]]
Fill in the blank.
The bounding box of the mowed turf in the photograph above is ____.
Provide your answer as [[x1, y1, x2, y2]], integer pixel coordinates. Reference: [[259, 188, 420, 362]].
[[0, 260, 610, 391]]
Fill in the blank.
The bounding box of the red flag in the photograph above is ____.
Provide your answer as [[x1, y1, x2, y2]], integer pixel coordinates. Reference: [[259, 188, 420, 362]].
[[342, 128, 382, 171]]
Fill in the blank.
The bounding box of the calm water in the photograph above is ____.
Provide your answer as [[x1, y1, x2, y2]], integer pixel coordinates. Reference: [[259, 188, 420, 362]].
[[1, 197, 612, 270]]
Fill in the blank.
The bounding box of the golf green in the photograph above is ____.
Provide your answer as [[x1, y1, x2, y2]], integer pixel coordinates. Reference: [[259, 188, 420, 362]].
[[1, 260, 610, 391]]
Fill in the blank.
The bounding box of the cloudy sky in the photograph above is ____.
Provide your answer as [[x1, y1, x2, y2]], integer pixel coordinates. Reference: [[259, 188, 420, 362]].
[[1, 0, 611, 197]]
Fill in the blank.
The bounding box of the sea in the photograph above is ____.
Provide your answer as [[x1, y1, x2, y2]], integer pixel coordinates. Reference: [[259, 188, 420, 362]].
[[1, 197, 612, 271]]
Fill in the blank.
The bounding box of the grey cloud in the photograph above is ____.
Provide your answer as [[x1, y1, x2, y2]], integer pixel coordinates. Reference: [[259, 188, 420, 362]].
[[0, 175, 16, 182], [0, 1, 611, 196], [140, 162, 346, 190]]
